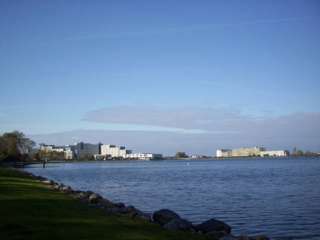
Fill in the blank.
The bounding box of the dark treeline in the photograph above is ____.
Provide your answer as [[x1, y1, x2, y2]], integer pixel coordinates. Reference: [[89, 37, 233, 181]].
[[0, 131, 35, 162]]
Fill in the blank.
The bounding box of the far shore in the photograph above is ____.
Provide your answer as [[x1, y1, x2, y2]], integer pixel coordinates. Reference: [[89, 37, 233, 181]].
[[3, 155, 319, 169]]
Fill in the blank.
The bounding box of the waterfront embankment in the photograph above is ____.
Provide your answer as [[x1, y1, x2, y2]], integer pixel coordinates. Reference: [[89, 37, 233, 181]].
[[0, 167, 206, 240], [0, 167, 269, 240]]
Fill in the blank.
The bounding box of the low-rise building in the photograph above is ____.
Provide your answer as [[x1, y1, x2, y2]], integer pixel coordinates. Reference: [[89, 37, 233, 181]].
[[260, 150, 289, 157], [40, 144, 64, 153], [216, 149, 232, 158], [216, 147, 289, 158], [126, 153, 163, 160], [231, 147, 265, 157], [100, 144, 132, 158], [64, 149, 73, 160], [39, 144, 74, 160]]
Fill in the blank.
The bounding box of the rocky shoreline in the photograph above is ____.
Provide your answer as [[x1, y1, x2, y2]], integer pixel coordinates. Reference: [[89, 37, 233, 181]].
[[22, 170, 269, 240]]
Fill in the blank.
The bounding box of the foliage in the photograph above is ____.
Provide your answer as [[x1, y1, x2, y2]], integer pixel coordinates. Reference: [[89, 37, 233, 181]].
[[175, 152, 189, 158], [37, 150, 65, 161], [0, 131, 35, 162]]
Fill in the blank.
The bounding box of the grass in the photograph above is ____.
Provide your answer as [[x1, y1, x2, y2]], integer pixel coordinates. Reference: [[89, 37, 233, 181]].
[[0, 167, 206, 240]]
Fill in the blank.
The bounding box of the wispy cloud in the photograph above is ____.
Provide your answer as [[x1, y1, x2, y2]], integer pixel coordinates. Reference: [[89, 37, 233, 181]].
[[28, 106, 320, 154], [82, 106, 247, 133], [82, 106, 320, 137]]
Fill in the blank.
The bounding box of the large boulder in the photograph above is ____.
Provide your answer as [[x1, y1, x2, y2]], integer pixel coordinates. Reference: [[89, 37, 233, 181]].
[[135, 212, 152, 222], [163, 218, 194, 231], [88, 193, 102, 204], [206, 231, 232, 240], [60, 186, 73, 193], [195, 218, 231, 234], [98, 198, 115, 208], [152, 209, 180, 226], [113, 202, 125, 208], [42, 179, 53, 185], [105, 206, 127, 214]]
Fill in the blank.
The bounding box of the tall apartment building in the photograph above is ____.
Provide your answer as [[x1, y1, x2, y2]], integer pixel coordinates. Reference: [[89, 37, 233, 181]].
[[100, 144, 132, 158]]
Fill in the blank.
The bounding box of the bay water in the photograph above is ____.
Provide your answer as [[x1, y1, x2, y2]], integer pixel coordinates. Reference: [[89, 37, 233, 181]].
[[26, 157, 320, 240]]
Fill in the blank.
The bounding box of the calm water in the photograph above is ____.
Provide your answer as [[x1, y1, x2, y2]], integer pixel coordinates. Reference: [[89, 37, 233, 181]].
[[26, 158, 320, 240]]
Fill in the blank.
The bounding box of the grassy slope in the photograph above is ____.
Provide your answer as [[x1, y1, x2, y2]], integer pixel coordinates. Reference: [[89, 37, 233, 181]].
[[0, 168, 206, 240]]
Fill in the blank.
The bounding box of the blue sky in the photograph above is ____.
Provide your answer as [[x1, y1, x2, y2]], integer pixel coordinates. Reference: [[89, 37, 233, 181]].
[[1, 0, 319, 154]]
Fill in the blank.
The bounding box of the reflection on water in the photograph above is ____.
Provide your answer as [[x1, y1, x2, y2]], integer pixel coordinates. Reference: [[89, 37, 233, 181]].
[[26, 158, 320, 240]]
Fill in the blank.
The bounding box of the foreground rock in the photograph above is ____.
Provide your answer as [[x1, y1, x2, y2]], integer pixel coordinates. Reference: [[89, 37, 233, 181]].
[[88, 193, 102, 204], [153, 209, 181, 226], [195, 218, 231, 234], [163, 218, 194, 231]]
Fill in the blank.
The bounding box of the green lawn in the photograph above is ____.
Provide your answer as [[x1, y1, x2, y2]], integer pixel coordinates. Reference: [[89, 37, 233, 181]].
[[0, 167, 206, 240]]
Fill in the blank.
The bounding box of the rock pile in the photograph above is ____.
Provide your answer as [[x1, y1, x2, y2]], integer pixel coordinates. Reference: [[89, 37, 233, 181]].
[[28, 172, 269, 240]]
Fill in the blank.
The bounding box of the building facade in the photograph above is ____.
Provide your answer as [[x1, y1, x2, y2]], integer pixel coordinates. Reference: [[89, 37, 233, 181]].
[[126, 153, 163, 160], [260, 150, 289, 157], [39, 144, 73, 160], [231, 147, 265, 157], [216, 149, 232, 158], [74, 142, 100, 159], [100, 144, 132, 158], [216, 147, 289, 158]]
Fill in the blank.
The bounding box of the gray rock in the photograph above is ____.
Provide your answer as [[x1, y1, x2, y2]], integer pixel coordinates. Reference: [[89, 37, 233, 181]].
[[125, 206, 141, 217], [42, 180, 52, 184], [35, 176, 46, 181], [163, 218, 194, 231], [153, 209, 181, 226], [88, 193, 102, 204], [124, 206, 151, 221], [75, 191, 88, 200], [105, 207, 127, 214], [195, 218, 231, 234], [135, 212, 152, 222], [113, 202, 125, 208], [206, 231, 230, 240], [98, 198, 115, 208], [61, 186, 72, 193], [219, 234, 238, 240]]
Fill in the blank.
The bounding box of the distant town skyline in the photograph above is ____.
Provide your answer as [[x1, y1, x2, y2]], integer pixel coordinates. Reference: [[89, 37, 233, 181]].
[[1, 1, 320, 154]]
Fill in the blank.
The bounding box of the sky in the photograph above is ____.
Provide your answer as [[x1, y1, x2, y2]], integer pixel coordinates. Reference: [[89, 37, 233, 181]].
[[0, 0, 319, 154]]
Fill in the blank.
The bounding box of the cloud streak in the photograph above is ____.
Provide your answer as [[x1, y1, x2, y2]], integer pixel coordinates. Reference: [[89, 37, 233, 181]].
[[28, 106, 320, 154], [82, 106, 320, 138]]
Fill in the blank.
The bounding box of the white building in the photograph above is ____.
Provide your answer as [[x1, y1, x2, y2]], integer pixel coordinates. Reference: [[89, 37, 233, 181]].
[[40, 144, 65, 152], [260, 150, 289, 157], [216, 149, 232, 158], [39, 144, 73, 160], [216, 147, 289, 158], [100, 144, 132, 158], [64, 149, 73, 160], [126, 153, 162, 160]]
